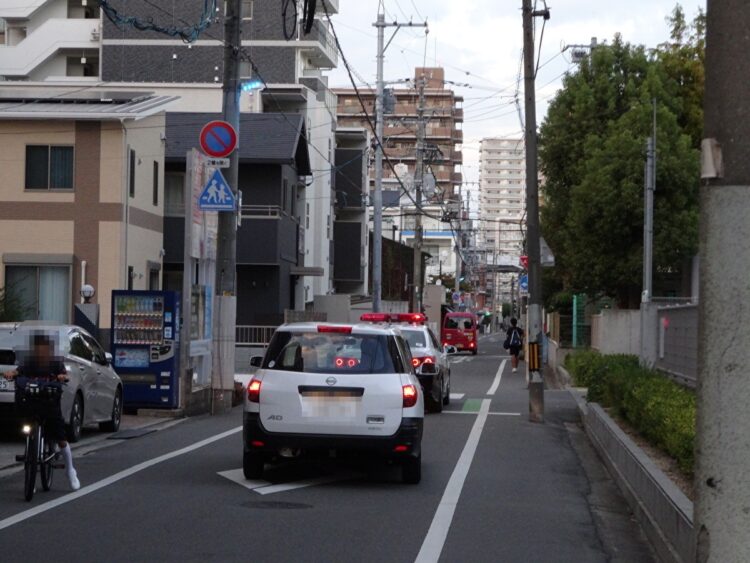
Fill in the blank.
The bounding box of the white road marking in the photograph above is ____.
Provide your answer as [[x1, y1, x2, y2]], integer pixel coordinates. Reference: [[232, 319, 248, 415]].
[[0, 426, 242, 531], [218, 468, 355, 495], [486, 360, 506, 396], [415, 399, 492, 563], [450, 357, 466, 364], [448, 393, 465, 400], [442, 410, 521, 416]]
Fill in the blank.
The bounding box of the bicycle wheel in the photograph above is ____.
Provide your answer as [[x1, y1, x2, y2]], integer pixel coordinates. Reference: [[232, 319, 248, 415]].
[[40, 433, 54, 492], [24, 425, 38, 502]]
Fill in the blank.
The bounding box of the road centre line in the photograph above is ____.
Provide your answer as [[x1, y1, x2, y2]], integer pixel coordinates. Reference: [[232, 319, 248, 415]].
[[0, 426, 242, 532], [486, 360, 506, 396], [415, 398, 492, 563]]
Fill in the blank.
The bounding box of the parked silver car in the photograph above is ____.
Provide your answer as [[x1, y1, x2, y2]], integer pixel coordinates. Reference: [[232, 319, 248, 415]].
[[0, 322, 123, 441]]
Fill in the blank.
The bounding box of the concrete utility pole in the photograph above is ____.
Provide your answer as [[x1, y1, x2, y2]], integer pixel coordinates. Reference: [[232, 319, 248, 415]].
[[372, 11, 427, 312], [412, 74, 427, 312], [695, 2, 750, 560], [212, 0, 242, 413], [455, 182, 463, 296], [522, 0, 549, 423]]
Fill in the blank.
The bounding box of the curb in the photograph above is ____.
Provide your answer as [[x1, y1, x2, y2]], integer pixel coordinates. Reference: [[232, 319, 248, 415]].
[[571, 390, 695, 563]]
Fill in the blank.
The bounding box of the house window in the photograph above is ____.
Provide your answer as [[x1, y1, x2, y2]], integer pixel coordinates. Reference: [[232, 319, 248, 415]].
[[152, 161, 159, 206], [129, 149, 136, 198], [5, 265, 71, 323], [25, 145, 74, 190], [165, 172, 185, 216]]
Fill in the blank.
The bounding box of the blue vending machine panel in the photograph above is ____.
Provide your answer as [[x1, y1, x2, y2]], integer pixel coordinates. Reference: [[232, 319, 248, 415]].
[[111, 291, 180, 408]]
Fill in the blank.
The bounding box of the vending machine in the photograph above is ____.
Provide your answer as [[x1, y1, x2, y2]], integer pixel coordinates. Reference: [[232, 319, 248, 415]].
[[110, 290, 180, 409]]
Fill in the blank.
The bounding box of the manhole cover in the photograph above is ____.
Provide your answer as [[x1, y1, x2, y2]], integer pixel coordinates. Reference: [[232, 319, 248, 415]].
[[242, 501, 313, 510]]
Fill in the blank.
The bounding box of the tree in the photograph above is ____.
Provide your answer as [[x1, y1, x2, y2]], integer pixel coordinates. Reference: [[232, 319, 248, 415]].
[[539, 7, 704, 307]]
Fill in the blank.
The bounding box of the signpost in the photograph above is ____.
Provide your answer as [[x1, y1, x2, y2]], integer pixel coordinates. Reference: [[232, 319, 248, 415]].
[[199, 120, 238, 158], [198, 169, 236, 212]]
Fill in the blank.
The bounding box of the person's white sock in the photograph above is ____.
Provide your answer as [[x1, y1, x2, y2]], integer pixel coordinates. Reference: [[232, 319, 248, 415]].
[[61, 445, 80, 490], [512, 367, 517, 373]]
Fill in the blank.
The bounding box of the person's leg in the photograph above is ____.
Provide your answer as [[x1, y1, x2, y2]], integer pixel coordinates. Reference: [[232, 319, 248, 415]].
[[52, 417, 79, 490], [511, 350, 518, 371]]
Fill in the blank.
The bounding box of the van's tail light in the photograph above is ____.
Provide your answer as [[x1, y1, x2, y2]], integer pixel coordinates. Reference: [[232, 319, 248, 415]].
[[402, 384, 418, 408], [247, 379, 261, 403], [411, 356, 436, 368]]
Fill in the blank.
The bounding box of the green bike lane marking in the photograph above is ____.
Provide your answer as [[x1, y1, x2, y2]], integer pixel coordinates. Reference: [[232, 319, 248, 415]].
[[462, 398, 482, 413]]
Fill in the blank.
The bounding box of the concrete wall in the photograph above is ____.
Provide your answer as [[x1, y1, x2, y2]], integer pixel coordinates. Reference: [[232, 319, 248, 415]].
[[314, 294, 351, 323], [590, 309, 641, 355]]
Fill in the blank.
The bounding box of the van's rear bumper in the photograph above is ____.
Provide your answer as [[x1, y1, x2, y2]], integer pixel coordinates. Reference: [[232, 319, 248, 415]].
[[243, 412, 423, 457]]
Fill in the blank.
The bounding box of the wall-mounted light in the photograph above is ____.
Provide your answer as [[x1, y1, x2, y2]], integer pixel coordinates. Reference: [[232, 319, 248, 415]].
[[80, 284, 95, 303], [241, 79, 264, 93]]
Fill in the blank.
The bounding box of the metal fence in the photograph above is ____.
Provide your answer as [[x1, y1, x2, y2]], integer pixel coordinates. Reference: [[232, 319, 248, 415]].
[[655, 304, 698, 388], [236, 326, 276, 348]]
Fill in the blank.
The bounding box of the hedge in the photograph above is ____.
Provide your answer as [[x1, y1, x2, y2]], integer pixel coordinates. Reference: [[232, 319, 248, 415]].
[[565, 349, 696, 475]]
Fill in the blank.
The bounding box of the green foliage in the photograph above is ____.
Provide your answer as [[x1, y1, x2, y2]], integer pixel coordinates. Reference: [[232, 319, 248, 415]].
[[539, 8, 704, 307], [501, 302, 511, 318], [565, 349, 696, 474], [547, 291, 573, 315]]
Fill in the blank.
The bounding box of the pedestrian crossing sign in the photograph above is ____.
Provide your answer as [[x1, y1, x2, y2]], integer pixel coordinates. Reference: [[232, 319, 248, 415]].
[[198, 169, 236, 211]]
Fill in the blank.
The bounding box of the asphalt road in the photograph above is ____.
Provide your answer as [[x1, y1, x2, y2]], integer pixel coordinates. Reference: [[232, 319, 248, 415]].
[[0, 333, 654, 563]]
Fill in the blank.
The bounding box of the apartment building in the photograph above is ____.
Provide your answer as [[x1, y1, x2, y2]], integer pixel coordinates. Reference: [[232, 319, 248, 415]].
[[0, 0, 100, 82], [479, 137, 526, 310], [335, 67, 463, 283]]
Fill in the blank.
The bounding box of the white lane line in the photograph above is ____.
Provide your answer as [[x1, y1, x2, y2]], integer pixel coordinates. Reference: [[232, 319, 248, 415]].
[[442, 410, 521, 416], [218, 469, 355, 495], [415, 398, 491, 563], [448, 393, 465, 400], [0, 426, 242, 531], [486, 360, 506, 396]]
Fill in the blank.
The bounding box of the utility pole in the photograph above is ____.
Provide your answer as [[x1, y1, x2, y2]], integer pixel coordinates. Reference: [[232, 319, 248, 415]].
[[695, 1, 750, 560], [212, 0, 242, 413], [454, 183, 463, 296], [522, 0, 549, 423], [372, 11, 427, 312], [412, 74, 427, 312]]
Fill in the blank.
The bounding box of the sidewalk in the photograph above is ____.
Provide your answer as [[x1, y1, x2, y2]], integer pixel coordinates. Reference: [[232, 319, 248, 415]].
[[0, 413, 181, 472]]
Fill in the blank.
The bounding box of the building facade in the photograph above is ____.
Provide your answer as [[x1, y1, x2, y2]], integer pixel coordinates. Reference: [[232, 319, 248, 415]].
[[478, 137, 526, 312], [0, 89, 175, 343], [0, 0, 355, 314]]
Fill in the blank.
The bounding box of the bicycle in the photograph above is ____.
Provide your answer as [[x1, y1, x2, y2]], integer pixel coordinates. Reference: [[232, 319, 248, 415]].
[[15, 381, 65, 501]]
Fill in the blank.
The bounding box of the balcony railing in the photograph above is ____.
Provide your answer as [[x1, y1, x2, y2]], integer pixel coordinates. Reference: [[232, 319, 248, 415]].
[[298, 19, 338, 68]]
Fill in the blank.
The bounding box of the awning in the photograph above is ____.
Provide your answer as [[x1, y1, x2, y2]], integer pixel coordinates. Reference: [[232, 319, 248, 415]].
[[290, 266, 325, 277]]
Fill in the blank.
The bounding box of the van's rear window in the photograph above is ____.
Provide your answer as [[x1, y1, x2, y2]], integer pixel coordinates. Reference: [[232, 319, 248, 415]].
[[0, 349, 16, 365], [263, 332, 399, 374]]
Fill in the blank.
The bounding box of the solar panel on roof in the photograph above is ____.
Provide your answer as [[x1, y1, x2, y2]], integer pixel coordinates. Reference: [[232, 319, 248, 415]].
[[0, 89, 153, 104]]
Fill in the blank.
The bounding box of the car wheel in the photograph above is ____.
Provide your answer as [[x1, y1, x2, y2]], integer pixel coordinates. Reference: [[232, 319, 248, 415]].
[[99, 387, 122, 433], [66, 394, 83, 443], [243, 451, 265, 480], [402, 453, 421, 484], [443, 375, 451, 406]]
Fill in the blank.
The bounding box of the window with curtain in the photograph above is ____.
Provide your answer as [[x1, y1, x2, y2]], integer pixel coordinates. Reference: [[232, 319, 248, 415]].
[[25, 145, 74, 190], [5, 265, 70, 323]]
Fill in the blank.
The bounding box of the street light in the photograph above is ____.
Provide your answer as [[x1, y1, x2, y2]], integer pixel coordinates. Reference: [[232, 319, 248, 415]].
[[80, 284, 95, 304]]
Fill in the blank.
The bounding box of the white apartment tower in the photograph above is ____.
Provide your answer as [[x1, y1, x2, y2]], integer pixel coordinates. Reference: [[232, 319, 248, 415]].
[[479, 137, 526, 309]]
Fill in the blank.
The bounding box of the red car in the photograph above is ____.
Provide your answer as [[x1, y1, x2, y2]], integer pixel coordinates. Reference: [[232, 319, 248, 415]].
[[441, 312, 478, 355]]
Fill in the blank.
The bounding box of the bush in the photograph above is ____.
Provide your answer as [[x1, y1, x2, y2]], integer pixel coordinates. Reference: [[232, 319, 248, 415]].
[[564, 349, 696, 475]]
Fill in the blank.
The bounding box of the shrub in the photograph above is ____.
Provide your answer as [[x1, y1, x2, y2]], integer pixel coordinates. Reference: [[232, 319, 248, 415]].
[[564, 349, 696, 475]]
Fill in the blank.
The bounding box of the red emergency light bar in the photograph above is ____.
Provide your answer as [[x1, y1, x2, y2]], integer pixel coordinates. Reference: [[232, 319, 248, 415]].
[[360, 313, 392, 322], [317, 325, 353, 334], [392, 313, 427, 324]]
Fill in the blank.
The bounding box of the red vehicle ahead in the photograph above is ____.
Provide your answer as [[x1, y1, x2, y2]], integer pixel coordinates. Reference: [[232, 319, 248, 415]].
[[441, 312, 478, 355]]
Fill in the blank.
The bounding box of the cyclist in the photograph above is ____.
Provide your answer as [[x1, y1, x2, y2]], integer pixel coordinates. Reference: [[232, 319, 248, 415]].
[[3, 333, 80, 491]]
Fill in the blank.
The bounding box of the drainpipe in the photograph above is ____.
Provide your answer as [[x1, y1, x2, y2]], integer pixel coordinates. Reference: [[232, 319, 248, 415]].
[[80, 260, 87, 303]]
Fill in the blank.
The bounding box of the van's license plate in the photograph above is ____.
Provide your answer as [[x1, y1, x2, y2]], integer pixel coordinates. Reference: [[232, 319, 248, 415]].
[[0, 379, 13, 391], [301, 397, 358, 418]]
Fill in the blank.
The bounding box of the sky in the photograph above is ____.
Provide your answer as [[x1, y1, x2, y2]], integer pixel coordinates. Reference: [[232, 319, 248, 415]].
[[326, 0, 705, 207]]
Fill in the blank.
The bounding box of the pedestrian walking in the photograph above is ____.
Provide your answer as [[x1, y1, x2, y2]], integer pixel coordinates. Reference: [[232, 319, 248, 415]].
[[503, 318, 524, 373]]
